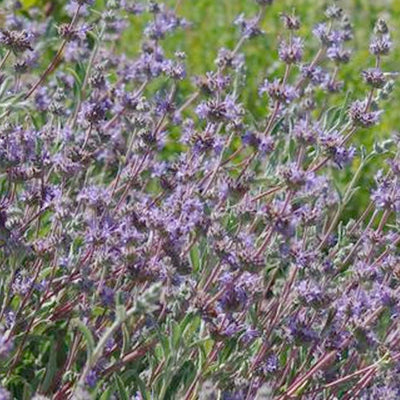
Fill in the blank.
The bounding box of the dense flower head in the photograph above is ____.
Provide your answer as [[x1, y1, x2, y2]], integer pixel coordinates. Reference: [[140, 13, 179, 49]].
[[325, 4, 343, 20], [371, 171, 400, 212], [349, 100, 383, 127], [281, 13, 301, 30], [370, 34, 392, 56], [259, 78, 298, 103], [278, 36, 304, 64], [0, 29, 33, 53], [362, 68, 386, 88], [327, 44, 351, 64], [300, 64, 328, 86], [234, 13, 263, 38], [319, 129, 355, 168]]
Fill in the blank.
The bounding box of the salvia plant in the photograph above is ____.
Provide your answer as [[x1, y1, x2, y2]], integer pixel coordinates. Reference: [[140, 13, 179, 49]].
[[0, 0, 398, 398]]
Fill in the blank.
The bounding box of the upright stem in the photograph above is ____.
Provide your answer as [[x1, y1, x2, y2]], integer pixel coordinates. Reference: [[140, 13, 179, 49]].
[[0, 50, 11, 71], [24, 5, 81, 100]]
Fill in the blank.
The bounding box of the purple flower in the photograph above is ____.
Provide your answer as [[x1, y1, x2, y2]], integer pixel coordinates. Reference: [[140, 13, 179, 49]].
[[85, 369, 97, 388], [319, 129, 355, 168], [265, 353, 279, 373], [287, 314, 319, 345], [362, 68, 386, 88], [234, 13, 263, 38], [370, 34, 392, 56], [34, 87, 51, 111], [325, 4, 343, 20], [0, 29, 33, 53], [0, 387, 11, 400], [349, 100, 382, 127], [196, 96, 243, 122], [278, 36, 304, 64], [100, 286, 115, 306], [281, 13, 301, 30], [0, 329, 13, 359], [371, 171, 400, 212], [280, 163, 315, 189], [259, 79, 298, 103], [300, 64, 328, 86], [241, 327, 260, 344], [327, 44, 351, 64], [292, 119, 320, 144]]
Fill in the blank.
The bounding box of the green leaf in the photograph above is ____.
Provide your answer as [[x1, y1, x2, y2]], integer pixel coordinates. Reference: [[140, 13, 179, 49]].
[[114, 374, 129, 400], [65, 67, 83, 88], [22, 381, 33, 400], [40, 338, 58, 393], [189, 245, 200, 272], [122, 323, 130, 355], [71, 319, 95, 361], [99, 387, 113, 400]]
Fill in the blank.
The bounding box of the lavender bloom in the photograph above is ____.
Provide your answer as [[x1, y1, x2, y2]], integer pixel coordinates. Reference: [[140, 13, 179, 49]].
[[265, 354, 279, 373], [0, 29, 33, 53], [34, 87, 51, 111], [218, 272, 258, 312], [215, 48, 245, 71], [362, 68, 386, 88], [259, 79, 298, 103], [85, 369, 98, 388], [281, 13, 301, 30], [327, 44, 351, 64], [319, 130, 355, 168], [280, 163, 315, 189], [287, 314, 319, 345], [370, 34, 392, 56], [312, 23, 339, 46], [371, 171, 400, 212], [234, 14, 263, 38], [349, 100, 383, 127], [79, 97, 112, 127], [57, 23, 91, 41], [0, 388, 10, 400], [100, 286, 115, 306], [292, 119, 320, 144], [278, 37, 304, 64], [196, 96, 244, 122], [300, 64, 328, 86], [325, 5, 343, 20], [241, 327, 260, 344], [0, 329, 13, 359], [144, 5, 187, 39]]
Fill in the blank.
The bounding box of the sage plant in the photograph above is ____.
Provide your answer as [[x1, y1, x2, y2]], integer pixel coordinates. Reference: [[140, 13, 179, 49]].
[[0, 0, 398, 399]]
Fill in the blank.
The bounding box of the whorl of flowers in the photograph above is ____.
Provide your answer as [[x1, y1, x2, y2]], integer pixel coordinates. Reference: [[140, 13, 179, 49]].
[[0, 0, 398, 399]]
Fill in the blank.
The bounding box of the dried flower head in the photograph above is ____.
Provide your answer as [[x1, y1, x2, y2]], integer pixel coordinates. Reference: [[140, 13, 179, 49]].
[[0, 29, 33, 53], [281, 13, 301, 30]]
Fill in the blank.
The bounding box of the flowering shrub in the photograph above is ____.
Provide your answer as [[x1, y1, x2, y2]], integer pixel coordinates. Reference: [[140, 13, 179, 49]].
[[0, 0, 398, 399]]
